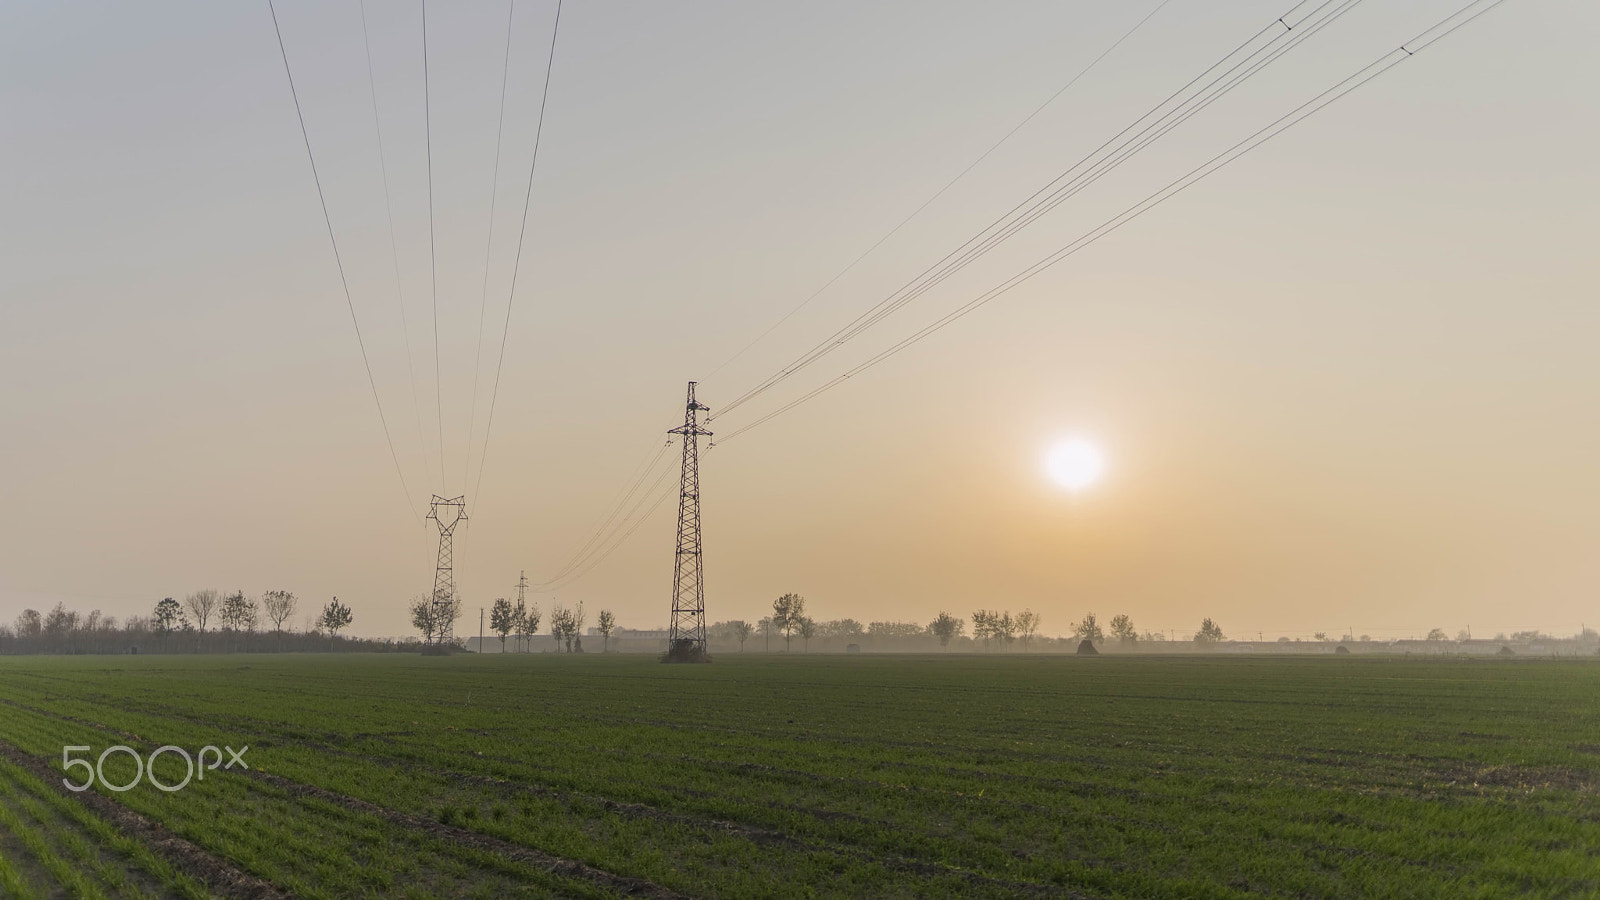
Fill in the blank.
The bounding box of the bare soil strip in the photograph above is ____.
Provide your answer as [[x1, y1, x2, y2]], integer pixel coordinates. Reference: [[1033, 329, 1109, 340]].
[[0, 738, 293, 900]]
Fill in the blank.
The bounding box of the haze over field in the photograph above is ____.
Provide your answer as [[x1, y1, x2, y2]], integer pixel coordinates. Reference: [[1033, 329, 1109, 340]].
[[1, 0, 1596, 639]]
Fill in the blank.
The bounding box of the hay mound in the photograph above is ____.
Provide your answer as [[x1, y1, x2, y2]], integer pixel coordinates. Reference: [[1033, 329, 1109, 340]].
[[1076, 639, 1099, 656]]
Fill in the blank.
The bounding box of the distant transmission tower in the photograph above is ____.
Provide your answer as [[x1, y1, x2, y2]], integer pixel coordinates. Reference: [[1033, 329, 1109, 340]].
[[667, 382, 711, 659], [426, 495, 467, 646]]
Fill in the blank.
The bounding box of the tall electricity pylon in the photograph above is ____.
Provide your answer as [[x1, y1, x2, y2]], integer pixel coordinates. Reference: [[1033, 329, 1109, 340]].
[[667, 382, 711, 658], [426, 495, 467, 645]]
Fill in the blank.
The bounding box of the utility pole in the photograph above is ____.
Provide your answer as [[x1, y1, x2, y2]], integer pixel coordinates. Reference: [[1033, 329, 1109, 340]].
[[666, 382, 712, 661], [426, 495, 467, 648], [479, 607, 484, 653], [516, 570, 529, 653]]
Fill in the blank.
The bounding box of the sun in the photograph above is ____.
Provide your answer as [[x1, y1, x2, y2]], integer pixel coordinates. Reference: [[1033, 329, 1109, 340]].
[[1044, 438, 1105, 491]]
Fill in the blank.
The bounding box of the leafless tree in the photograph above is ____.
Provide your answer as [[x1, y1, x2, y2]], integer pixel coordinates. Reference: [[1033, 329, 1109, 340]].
[[730, 619, 754, 651], [597, 609, 616, 652], [184, 590, 219, 633], [1015, 609, 1040, 650], [262, 590, 298, 634], [1074, 612, 1104, 644], [797, 617, 816, 652]]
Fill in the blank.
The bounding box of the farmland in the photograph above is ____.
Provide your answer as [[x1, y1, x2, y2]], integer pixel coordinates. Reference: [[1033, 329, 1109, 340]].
[[0, 653, 1596, 898]]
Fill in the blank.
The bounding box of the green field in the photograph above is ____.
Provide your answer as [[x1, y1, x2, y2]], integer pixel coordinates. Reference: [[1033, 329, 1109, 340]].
[[0, 653, 1596, 898]]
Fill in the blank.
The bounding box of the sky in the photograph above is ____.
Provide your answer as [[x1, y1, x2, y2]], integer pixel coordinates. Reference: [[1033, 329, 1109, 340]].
[[2, 0, 1596, 641]]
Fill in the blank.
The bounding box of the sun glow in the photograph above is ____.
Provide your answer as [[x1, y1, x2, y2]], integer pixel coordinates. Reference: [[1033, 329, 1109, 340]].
[[1045, 438, 1106, 492]]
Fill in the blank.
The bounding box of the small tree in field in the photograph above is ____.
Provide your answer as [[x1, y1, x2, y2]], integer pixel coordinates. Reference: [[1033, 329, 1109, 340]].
[[597, 609, 616, 652], [262, 590, 297, 635], [797, 617, 816, 652], [221, 591, 259, 635], [490, 598, 515, 651], [518, 601, 540, 653], [772, 594, 805, 651], [1426, 628, 1448, 642], [730, 620, 753, 651], [1193, 618, 1226, 646], [1110, 613, 1137, 646], [1075, 612, 1104, 645], [929, 612, 963, 650], [153, 598, 187, 650], [994, 611, 1017, 647], [318, 597, 353, 639], [410, 591, 462, 648], [1015, 609, 1040, 650], [185, 590, 219, 633]]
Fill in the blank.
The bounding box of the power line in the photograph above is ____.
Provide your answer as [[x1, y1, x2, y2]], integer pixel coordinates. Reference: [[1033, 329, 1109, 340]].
[[536, 461, 680, 592], [536, 437, 674, 585], [703, 0, 1176, 381], [472, 0, 565, 505], [266, 0, 420, 524], [359, 0, 432, 496], [465, 0, 518, 492], [716, 0, 1512, 444], [715, 0, 1350, 422], [422, 0, 446, 491]]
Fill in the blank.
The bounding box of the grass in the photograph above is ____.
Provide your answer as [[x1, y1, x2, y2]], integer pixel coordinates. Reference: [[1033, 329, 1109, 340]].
[[0, 652, 1596, 897]]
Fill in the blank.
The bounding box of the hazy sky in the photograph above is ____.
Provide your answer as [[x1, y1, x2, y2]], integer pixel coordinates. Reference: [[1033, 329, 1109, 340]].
[[2, 1, 1595, 640]]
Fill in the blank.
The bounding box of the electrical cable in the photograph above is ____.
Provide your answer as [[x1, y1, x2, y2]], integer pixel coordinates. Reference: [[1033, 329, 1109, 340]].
[[472, 0, 564, 506], [422, 0, 447, 491], [715, 0, 1511, 444], [464, 0, 518, 492], [703, 0, 1176, 381], [358, 0, 433, 496], [537, 440, 678, 586], [715, 0, 1348, 421], [266, 0, 421, 523]]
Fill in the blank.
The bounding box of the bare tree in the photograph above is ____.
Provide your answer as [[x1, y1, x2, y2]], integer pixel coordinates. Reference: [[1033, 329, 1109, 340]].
[[730, 619, 753, 651], [1015, 609, 1040, 650], [185, 590, 219, 633], [571, 602, 587, 652], [929, 612, 964, 649], [1075, 612, 1104, 644], [262, 590, 298, 635], [772, 593, 805, 651], [597, 609, 616, 652], [549, 605, 574, 652], [490, 598, 515, 651], [797, 617, 816, 652]]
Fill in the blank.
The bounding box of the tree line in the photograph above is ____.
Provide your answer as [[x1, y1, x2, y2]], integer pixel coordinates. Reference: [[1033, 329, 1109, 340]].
[[700, 597, 1233, 653], [1, 593, 377, 655]]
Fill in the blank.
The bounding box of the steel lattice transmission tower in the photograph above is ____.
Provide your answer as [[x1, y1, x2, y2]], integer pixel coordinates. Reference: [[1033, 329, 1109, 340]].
[[426, 495, 467, 646], [667, 382, 712, 659]]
